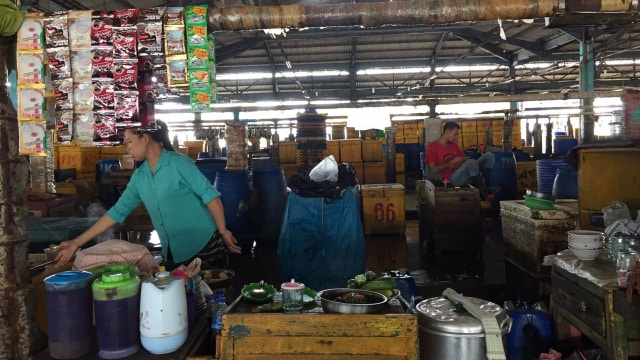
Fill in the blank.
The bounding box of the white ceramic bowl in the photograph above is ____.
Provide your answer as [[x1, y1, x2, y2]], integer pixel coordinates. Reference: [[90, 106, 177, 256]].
[[567, 230, 603, 240], [569, 247, 601, 260], [568, 241, 603, 250]]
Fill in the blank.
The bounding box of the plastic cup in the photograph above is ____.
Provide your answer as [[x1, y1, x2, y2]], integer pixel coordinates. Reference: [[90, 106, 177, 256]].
[[281, 279, 304, 314]]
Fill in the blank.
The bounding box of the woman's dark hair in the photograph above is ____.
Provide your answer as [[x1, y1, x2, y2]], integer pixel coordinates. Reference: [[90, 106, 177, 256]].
[[442, 121, 461, 133], [135, 120, 175, 151]]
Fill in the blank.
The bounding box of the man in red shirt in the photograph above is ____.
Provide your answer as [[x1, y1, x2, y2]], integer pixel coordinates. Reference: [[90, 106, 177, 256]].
[[424, 121, 497, 200]]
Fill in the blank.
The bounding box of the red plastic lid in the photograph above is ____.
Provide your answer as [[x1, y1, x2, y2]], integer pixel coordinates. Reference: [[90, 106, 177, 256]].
[[281, 278, 304, 291]]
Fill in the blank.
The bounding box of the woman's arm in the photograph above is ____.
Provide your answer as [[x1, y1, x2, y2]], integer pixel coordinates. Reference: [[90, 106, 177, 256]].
[[54, 214, 118, 267], [207, 197, 242, 254]]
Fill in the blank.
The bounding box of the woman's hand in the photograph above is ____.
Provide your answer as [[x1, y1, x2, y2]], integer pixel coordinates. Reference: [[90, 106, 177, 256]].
[[220, 230, 242, 254], [54, 240, 80, 267]]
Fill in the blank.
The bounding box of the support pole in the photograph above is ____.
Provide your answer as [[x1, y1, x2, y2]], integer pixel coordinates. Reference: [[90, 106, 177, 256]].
[[579, 29, 595, 143]]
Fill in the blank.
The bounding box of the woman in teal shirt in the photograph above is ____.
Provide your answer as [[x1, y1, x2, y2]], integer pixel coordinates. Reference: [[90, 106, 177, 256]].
[[54, 120, 242, 269]]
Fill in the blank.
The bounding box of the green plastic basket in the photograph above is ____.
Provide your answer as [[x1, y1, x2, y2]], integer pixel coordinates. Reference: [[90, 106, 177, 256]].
[[523, 195, 555, 210]]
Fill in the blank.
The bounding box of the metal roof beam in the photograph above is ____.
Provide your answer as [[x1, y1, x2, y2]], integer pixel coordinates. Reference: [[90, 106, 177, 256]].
[[453, 28, 546, 58], [216, 37, 267, 64], [263, 42, 279, 95], [451, 33, 512, 65]]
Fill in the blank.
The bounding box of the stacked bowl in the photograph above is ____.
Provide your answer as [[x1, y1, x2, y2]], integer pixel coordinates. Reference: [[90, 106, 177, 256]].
[[567, 230, 604, 260]]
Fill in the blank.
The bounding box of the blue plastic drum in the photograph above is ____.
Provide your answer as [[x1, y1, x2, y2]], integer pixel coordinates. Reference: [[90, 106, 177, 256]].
[[214, 170, 251, 249]]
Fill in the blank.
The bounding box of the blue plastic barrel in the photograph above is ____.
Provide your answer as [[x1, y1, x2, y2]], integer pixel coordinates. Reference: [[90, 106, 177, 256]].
[[197, 151, 210, 159], [553, 138, 578, 157], [536, 160, 571, 195], [488, 152, 517, 202], [251, 167, 288, 246], [506, 309, 553, 360], [214, 170, 251, 248], [196, 158, 227, 184], [96, 159, 122, 208], [552, 167, 578, 199]]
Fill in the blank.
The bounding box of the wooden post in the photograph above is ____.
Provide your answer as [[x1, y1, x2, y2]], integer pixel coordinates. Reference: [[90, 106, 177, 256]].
[[0, 35, 40, 357]]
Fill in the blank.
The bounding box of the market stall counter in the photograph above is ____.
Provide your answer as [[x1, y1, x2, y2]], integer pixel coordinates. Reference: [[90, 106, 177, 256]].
[[203, 293, 419, 360], [551, 251, 640, 360]]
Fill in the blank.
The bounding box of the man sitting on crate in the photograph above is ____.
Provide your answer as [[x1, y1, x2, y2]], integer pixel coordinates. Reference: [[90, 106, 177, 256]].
[[424, 121, 498, 201]]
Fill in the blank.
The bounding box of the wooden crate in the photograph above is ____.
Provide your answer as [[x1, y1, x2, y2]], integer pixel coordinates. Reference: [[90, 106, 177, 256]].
[[516, 161, 537, 193], [362, 139, 383, 162], [361, 183, 406, 235], [423, 180, 482, 254], [215, 296, 418, 360], [281, 163, 297, 181], [339, 139, 362, 163], [461, 120, 477, 133], [396, 173, 406, 187], [363, 161, 386, 184], [403, 135, 419, 144], [461, 133, 479, 149], [99, 144, 127, 155], [351, 162, 364, 183], [500, 200, 578, 275], [366, 234, 408, 272], [395, 153, 405, 173], [57, 145, 101, 173], [326, 140, 340, 161], [346, 126, 359, 139], [278, 141, 296, 164]]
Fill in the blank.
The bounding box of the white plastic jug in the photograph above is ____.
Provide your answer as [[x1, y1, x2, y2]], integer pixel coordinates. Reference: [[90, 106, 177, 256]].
[[139, 270, 188, 354]]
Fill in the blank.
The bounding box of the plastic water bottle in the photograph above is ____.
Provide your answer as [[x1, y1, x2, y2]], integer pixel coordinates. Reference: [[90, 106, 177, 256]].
[[212, 296, 227, 333], [207, 294, 218, 320]]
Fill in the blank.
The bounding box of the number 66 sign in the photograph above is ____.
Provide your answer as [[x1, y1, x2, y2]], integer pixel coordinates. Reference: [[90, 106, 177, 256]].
[[361, 184, 406, 235]]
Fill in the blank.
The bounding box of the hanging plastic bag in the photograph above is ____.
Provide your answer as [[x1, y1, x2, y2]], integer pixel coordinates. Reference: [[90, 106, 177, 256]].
[[309, 155, 339, 183], [602, 201, 632, 227]]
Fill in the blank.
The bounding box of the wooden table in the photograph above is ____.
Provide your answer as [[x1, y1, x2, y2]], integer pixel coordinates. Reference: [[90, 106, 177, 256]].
[[204, 294, 419, 360], [551, 253, 640, 360]]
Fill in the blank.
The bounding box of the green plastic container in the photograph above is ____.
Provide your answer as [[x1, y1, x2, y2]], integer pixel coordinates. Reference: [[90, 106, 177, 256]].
[[523, 195, 555, 210], [92, 263, 141, 359]]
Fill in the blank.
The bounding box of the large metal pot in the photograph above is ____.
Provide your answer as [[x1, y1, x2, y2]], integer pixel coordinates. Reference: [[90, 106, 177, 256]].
[[416, 296, 511, 360], [318, 288, 387, 314]]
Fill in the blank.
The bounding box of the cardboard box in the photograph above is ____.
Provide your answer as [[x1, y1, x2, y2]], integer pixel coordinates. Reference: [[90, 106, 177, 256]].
[[361, 139, 383, 162], [279, 141, 296, 164], [461, 133, 479, 149], [360, 183, 406, 235], [363, 161, 386, 184], [57, 145, 101, 173], [339, 139, 362, 163]]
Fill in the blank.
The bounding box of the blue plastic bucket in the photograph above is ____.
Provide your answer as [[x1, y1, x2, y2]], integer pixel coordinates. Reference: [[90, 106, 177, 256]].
[[553, 138, 578, 157], [536, 160, 571, 195], [552, 167, 578, 199], [96, 160, 122, 207], [506, 309, 553, 360], [214, 170, 251, 248], [488, 152, 517, 202], [251, 167, 288, 245]]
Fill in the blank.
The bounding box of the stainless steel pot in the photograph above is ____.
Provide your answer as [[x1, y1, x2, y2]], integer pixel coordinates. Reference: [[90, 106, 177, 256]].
[[416, 296, 511, 360], [318, 288, 387, 314]]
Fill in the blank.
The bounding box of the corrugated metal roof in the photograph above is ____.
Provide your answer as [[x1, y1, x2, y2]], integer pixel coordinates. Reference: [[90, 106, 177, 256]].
[[23, 0, 640, 103]]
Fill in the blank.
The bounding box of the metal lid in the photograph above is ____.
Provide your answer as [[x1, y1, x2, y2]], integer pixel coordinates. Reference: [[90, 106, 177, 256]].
[[416, 296, 508, 335]]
